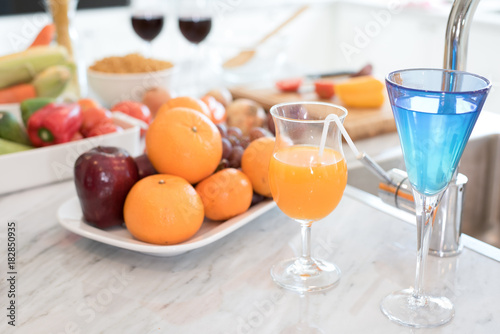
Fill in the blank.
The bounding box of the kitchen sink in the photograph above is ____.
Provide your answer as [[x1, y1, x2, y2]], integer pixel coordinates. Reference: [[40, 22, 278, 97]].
[[347, 132, 500, 249]]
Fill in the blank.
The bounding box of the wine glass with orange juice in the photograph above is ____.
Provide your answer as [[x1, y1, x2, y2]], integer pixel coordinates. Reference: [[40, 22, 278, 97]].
[[268, 102, 348, 292]]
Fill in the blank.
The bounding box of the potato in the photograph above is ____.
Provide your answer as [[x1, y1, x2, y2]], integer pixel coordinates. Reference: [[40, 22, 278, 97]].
[[142, 87, 171, 117], [226, 99, 266, 136]]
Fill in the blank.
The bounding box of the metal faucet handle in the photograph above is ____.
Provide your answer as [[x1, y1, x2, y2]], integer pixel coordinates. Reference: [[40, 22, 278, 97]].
[[357, 152, 395, 186]]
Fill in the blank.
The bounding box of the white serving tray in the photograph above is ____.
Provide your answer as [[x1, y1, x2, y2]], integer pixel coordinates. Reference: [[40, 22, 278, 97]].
[[57, 196, 276, 257], [0, 104, 142, 195]]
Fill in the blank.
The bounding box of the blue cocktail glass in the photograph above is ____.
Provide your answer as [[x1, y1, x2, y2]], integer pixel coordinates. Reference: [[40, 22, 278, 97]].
[[381, 68, 490, 328]]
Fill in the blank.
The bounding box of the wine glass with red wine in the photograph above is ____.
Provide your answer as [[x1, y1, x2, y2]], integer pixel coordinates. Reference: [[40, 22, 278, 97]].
[[177, 0, 213, 96], [178, 17, 212, 45], [131, 0, 165, 57]]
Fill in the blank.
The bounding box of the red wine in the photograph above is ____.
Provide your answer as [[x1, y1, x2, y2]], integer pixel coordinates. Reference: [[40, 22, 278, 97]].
[[178, 17, 212, 44], [132, 14, 164, 42]]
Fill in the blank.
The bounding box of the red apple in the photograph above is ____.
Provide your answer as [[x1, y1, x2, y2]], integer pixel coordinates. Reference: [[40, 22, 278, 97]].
[[74, 146, 139, 229], [134, 153, 157, 180]]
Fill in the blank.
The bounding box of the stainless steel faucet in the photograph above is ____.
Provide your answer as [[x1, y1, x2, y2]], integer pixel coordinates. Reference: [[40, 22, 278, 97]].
[[443, 0, 481, 71], [430, 0, 482, 254]]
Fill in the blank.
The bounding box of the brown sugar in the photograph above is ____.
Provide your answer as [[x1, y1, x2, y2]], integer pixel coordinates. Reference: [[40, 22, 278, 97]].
[[89, 54, 174, 73]]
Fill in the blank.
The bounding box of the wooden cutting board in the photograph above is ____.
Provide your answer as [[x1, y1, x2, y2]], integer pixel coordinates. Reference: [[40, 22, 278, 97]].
[[229, 85, 397, 141]]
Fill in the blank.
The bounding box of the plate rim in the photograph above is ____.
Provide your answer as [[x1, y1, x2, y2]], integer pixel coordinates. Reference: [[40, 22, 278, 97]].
[[57, 196, 276, 256]]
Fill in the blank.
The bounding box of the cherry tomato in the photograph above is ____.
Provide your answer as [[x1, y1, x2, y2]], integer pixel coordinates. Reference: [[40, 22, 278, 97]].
[[86, 122, 122, 137], [276, 78, 303, 93], [314, 80, 335, 99], [111, 101, 152, 124], [71, 131, 84, 141], [77, 98, 101, 111], [81, 107, 113, 136], [111, 101, 151, 136]]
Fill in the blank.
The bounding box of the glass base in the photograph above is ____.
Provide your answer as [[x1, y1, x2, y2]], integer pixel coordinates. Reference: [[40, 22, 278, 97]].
[[380, 289, 454, 328], [271, 257, 341, 293]]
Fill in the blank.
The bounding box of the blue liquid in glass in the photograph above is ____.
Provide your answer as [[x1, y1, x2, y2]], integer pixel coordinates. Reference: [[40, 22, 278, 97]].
[[393, 96, 480, 196]]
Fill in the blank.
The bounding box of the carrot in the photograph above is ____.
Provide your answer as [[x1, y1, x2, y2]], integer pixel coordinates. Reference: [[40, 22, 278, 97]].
[[29, 24, 56, 48], [0, 84, 37, 104]]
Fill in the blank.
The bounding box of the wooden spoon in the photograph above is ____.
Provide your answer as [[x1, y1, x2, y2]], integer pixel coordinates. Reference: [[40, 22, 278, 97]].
[[223, 5, 309, 69]]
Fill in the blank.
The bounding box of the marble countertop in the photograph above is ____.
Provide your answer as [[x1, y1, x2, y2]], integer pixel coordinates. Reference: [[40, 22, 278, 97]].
[[2, 173, 500, 333]]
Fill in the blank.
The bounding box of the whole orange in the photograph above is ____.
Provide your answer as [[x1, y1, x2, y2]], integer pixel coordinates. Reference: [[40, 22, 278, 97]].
[[123, 174, 204, 245], [241, 137, 275, 197], [195, 168, 253, 221], [146, 107, 222, 184], [157, 96, 212, 120]]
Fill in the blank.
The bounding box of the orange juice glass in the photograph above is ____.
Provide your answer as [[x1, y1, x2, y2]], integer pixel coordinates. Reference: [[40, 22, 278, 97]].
[[269, 102, 348, 292], [269, 146, 347, 222]]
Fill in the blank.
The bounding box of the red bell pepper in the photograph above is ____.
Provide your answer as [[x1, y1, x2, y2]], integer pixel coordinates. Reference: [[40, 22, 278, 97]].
[[27, 103, 82, 147]]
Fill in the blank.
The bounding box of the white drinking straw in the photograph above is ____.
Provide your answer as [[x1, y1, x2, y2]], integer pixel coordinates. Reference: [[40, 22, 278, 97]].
[[319, 113, 360, 158]]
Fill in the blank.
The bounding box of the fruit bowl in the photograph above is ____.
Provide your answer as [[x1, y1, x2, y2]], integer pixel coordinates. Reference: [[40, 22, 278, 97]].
[[87, 67, 178, 108]]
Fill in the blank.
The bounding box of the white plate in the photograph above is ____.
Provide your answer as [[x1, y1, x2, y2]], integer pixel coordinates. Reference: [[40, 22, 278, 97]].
[[57, 196, 276, 257]]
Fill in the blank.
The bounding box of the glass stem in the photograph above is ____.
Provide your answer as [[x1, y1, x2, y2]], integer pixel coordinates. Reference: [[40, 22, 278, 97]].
[[301, 223, 313, 260], [412, 191, 440, 301], [145, 41, 153, 58], [193, 44, 202, 97]]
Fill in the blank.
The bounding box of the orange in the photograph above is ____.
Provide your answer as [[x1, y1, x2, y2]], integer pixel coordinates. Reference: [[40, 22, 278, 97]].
[[157, 96, 212, 120], [123, 174, 204, 245], [146, 107, 222, 184], [241, 137, 275, 197], [195, 168, 253, 221]]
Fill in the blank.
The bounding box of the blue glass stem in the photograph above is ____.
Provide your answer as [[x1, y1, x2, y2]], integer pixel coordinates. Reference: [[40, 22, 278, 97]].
[[412, 191, 440, 302]]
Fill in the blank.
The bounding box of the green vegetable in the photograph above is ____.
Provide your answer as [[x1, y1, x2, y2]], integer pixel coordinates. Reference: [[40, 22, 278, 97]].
[[32, 65, 72, 98], [20, 97, 54, 126], [0, 111, 31, 145], [0, 137, 32, 155], [0, 45, 69, 89]]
